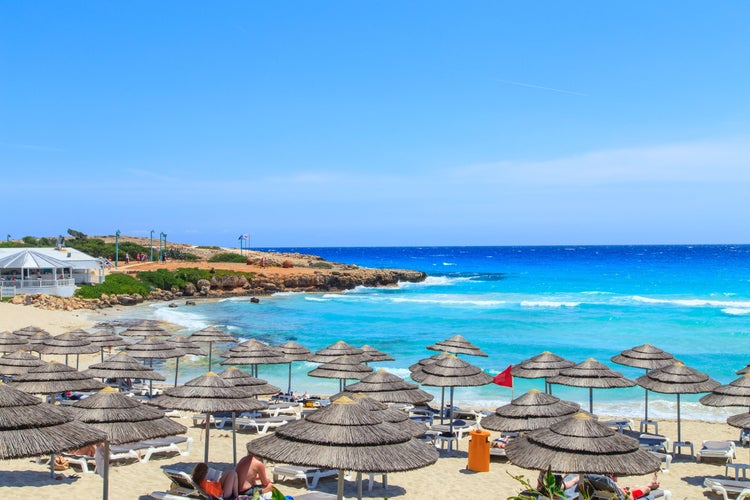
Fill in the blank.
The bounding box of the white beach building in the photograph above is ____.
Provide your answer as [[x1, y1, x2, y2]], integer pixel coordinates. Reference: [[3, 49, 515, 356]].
[[0, 247, 105, 298]]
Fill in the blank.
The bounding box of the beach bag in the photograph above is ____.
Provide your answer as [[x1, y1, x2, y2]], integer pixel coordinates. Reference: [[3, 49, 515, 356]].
[[54, 455, 70, 471], [271, 487, 286, 500]]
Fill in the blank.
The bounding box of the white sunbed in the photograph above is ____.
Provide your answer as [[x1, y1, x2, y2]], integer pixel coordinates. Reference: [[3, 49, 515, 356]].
[[698, 440, 737, 463], [150, 468, 210, 499], [64, 442, 151, 473], [140, 436, 193, 463], [704, 477, 750, 500], [232, 415, 296, 434], [273, 465, 339, 489], [583, 474, 671, 500]]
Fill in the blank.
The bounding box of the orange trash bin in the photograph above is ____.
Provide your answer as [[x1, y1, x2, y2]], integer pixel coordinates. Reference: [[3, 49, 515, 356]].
[[467, 429, 491, 472]]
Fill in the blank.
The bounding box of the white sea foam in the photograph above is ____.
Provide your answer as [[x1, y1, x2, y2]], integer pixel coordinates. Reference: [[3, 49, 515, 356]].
[[633, 295, 750, 309], [399, 276, 471, 288], [442, 262, 456, 266], [152, 306, 209, 330], [520, 300, 581, 308], [722, 307, 750, 316], [391, 296, 506, 307]]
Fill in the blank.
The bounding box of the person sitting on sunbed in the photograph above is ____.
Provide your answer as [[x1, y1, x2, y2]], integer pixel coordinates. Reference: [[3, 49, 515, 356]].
[[192, 462, 238, 499], [235, 451, 273, 496], [491, 436, 511, 448]]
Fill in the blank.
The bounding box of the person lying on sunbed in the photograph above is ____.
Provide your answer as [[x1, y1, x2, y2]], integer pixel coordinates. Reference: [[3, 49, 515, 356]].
[[192, 462, 238, 499]]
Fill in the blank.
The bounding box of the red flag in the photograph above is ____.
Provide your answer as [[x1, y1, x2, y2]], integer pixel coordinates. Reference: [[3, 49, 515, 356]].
[[493, 365, 513, 388]]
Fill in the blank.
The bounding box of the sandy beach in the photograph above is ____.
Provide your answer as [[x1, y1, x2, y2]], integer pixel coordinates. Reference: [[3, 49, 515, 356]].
[[0, 302, 743, 500]]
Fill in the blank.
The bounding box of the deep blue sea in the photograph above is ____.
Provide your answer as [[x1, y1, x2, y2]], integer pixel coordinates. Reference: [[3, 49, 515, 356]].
[[124, 245, 750, 422]]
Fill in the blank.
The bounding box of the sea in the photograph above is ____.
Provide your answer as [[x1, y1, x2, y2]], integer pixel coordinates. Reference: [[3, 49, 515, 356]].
[[118, 245, 750, 423]]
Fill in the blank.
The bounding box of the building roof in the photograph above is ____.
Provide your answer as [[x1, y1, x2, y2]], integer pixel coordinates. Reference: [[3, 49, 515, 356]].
[[0, 248, 102, 270]]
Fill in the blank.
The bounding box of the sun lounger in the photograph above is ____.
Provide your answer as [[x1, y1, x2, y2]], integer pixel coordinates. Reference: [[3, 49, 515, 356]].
[[704, 477, 750, 500], [698, 440, 736, 463], [430, 419, 477, 439], [651, 451, 672, 473], [64, 441, 152, 473], [582, 474, 671, 500], [233, 415, 295, 434], [140, 436, 193, 463], [150, 468, 210, 499], [602, 418, 633, 433], [272, 465, 339, 489]]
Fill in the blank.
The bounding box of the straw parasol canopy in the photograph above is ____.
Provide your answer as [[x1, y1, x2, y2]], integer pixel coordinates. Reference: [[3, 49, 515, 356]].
[[0, 381, 107, 460], [149, 372, 267, 463], [0, 349, 47, 376], [700, 373, 750, 408], [33, 331, 100, 368], [188, 325, 237, 372], [121, 320, 171, 338], [331, 393, 428, 437], [167, 335, 207, 356], [308, 340, 364, 363], [636, 361, 720, 444], [83, 352, 167, 382], [505, 411, 661, 476], [426, 334, 488, 357], [247, 395, 439, 500], [547, 358, 635, 414], [611, 344, 676, 424], [481, 389, 581, 433], [512, 351, 576, 393], [71, 386, 188, 500], [278, 340, 312, 395], [76, 327, 128, 362], [12, 326, 51, 338], [125, 336, 185, 360], [408, 352, 452, 372], [10, 361, 106, 395], [736, 364, 750, 375], [0, 331, 29, 353], [339, 369, 434, 405], [728, 412, 750, 430], [359, 345, 395, 363], [308, 355, 374, 391], [218, 367, 281, 396], [220, 339, 289, 380]]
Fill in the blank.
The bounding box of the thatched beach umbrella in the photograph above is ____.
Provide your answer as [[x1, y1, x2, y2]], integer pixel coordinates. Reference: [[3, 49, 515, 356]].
[[12, 325, 51, 338], [0, 349, 47, 377], [188, 325, 237, 372], [220, 339, 289, 377], [77, 327, 127, 363], [125, 337, 185, 395], [505, 411, 661, 476], [409, 352, 454, 421], [247, 395, 439, 500], [83, 352, 167, 387], [121, 320, 171, 338], [34, 331, 100, 368], [278, 340, 312, 395], [636, 361, 719, 445], [218, 366, 282, 466], [332, 393, 428, 438], [411, 354, 492, 447], [547, 358, 635, 414], [308, 355, 374, 392], [71, 386, 188, 500], [481, 389, 581, 433], [0, 331, 29, 353], [10, 360, 105, 395], [166, 336, 207, 387], [426, 334, 488, 357], [0, 381, 107, 477], [612, 344, 675, 426], [359, 345, 395, 363], [512, 351, 576, 394], [308, 340, 364, 364], [339, 369, 434, 405], [149, 372, 267, 463], [701, 373, 750, 409]]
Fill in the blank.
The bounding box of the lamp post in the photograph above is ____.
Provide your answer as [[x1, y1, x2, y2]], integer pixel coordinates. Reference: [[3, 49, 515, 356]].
[[160, 232, 167, 261], [149, 229, 154, 262], [115, 230, 121, 268], [238, 235, 243, 256]]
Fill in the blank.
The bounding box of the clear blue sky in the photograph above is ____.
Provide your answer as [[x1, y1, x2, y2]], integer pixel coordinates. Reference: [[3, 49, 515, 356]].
[[2, 2, 749, 247]]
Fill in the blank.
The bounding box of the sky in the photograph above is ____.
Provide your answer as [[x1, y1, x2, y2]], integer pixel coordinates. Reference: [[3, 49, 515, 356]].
[[2, 2, 749, 247]]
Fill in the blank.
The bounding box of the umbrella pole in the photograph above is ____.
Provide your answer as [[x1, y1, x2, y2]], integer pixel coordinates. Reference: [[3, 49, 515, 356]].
[[337, 470, 345, 500], [207, 341, 213, 373], [589, 387, 593, 414], [676, 394, 682, 443], [101, 347, 104, 363], [643, 369, 649, 423], [49, 453, 55, 478], [448, 386, 455, 452], [440, 387, 445, 424], [76, 353, 80, 370], [103, 440, 110, 500], [356, 471, 363, 500], [149, 358, 154, 398], [232, 412, 237, 466], [288, 362, 292, 395], [174, 357, 180, 387], [205, 411, 211, 464]]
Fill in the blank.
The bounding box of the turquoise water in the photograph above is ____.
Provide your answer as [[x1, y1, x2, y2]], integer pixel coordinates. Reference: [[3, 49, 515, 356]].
[[123, 245, 750, 422]]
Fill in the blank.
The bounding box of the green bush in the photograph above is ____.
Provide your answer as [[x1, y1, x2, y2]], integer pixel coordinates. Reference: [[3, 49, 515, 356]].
[[208, 253, 247, 263], [137, 269, 186, 290], [174, 268, 213, 283], [310, 261, 333, 269], [74, 273, 150, 298]]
